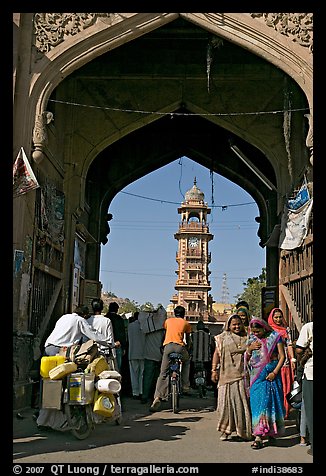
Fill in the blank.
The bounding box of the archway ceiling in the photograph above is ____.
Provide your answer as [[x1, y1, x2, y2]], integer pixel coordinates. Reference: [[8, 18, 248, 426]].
[[88, 112, 275, 207], [52, 17, 306, 212]]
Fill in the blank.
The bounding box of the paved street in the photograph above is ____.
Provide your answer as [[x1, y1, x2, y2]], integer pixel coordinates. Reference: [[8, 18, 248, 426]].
[[13, 389, 313, 465]]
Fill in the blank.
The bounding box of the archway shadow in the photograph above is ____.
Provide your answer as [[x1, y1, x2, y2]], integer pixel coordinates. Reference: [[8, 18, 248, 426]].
[[13, 394, 211, 460]]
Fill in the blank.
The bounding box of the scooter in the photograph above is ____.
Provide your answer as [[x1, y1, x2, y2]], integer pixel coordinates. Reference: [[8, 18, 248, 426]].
[[37, 349, 122, 439], [37, 370, 96, 439]]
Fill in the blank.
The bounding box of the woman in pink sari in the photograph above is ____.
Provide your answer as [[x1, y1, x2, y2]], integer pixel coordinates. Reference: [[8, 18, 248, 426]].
[[268, 308, 295, 419], [245, 316, 286, 449]]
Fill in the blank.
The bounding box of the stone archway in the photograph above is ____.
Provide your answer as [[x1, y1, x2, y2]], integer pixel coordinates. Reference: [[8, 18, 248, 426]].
[[26, 13, 312, 165], [13, 13, 313, 409]]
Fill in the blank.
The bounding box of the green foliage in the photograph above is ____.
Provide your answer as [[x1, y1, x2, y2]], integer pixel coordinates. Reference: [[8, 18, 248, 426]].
[[101, 291, 163, 316], [139, 302, 155, 311], [107, 292, 117, 298], [119, 299, 139, 315], [236, 268, 266, 317]]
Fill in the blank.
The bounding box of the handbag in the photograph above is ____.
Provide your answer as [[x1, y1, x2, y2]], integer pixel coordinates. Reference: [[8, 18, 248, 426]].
[[286, 379, 302, 409], [299, 336, 312, 367]]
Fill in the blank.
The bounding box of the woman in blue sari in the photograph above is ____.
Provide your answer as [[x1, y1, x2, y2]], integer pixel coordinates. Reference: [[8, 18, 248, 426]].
[[245, 316, 286, 449]]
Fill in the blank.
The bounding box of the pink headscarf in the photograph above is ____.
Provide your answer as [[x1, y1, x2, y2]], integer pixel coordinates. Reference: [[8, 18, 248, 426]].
[[246, 315, 281, 387], [267, 307, 287, 340]]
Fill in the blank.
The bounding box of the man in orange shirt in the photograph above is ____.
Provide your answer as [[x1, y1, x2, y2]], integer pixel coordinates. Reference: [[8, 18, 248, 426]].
[[150, 305, 192, 412]]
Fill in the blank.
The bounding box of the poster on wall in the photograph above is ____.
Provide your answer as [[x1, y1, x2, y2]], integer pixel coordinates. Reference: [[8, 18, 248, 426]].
[[14, 249, 24, 275], [83, 280, 101, 308]]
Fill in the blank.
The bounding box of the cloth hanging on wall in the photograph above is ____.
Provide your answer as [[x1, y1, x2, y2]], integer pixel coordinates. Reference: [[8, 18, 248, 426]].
[[279, 198, 313, 250], [287, 179, 310, 210], [13, 147, 40, 198]]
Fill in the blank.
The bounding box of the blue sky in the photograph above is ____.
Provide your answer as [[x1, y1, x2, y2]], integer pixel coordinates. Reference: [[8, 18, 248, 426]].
[[99, 156, 265, 308]]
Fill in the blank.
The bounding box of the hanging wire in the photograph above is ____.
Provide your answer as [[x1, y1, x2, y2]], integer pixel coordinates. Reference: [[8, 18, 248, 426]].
[[210, 169, 215, 205], [48, 99, 308, 117], [120, 190, 255, 209], [178, 157, 185, 199]]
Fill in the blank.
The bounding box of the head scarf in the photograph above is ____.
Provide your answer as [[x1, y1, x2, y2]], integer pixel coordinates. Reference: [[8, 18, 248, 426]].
[[249, 315, 273, 332], [267, 307, 287, 339], [223, 313, 243, 331], [236, 306, 250, 323], [216, 314, 247, 386], [247, 315, 281, 386]]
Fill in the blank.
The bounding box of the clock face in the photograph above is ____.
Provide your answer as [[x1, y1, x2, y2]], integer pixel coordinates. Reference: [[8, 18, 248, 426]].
[[189, 236, 199, 248]]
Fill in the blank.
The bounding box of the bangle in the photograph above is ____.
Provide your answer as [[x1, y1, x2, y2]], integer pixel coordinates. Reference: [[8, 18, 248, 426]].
[[291, 358, 297, 362], [211, 364, 220, 371], [272, 371, 277, 376]]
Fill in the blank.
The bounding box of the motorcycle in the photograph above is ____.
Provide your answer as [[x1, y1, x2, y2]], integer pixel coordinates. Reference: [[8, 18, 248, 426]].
[[64, 371, 96, 439], [37, 347, 122, 439], [193, 361, 207, 398], [37, 370, 96, 439]]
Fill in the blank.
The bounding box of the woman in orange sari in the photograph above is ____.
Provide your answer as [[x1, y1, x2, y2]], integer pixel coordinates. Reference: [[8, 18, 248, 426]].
[[267, 308, 296, 419]]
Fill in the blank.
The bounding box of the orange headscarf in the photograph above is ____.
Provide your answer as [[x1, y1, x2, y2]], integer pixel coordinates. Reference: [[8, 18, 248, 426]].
[[267, 307, 287, 340]]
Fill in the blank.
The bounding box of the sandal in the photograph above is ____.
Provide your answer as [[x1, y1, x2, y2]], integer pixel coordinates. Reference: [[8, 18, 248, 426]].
[[268, 436, 277, 446], [251, 439, 263, 449]]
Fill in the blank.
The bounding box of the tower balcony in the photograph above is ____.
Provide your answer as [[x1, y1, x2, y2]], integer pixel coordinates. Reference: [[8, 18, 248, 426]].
[[178, 222, 210, 233], [184, 263, 202, 271], [175, 280, 211, 288], [183, 293, 203, 301], [186, 249, 202, 257], [175, 251, 212, 261]]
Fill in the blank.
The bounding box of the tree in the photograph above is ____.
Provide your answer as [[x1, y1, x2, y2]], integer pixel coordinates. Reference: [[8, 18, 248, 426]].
[[140, 302, 155, 311], [236, 268, 266, 317], [119, 299, 139, 315]]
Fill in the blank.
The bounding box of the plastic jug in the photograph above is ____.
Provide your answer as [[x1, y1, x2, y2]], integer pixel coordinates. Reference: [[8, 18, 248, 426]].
[[95, 378, 121, 394], [40, 355, 66, 378], [93, 390, 115, 417]]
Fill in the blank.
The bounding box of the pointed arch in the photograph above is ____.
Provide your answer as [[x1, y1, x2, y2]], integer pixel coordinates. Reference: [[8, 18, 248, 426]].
[[28, 12, 312, 158]]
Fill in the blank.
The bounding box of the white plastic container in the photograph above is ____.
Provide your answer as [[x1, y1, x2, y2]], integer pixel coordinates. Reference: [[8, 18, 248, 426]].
[[98, 370, 122, 381], [95, 378, 121, 394]]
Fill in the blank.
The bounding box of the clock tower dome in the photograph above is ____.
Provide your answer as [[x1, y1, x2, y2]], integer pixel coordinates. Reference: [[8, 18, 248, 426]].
[[170, 178, 214, 322]]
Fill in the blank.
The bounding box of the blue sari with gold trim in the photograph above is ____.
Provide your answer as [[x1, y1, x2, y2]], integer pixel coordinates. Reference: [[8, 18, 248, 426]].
[[247, 328, 285, 437]]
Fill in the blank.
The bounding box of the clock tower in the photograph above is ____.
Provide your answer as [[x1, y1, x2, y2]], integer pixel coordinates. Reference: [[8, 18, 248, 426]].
[[170, 178, 214, 322]]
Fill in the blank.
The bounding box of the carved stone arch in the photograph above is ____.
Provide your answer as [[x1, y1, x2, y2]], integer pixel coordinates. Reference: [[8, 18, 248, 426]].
[[180, 13, 312, 105], [29, 12, 312, 163], [180, 13, 313, 168], [30, 13, 179, 160], [188, 212, 200, 223]]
